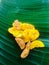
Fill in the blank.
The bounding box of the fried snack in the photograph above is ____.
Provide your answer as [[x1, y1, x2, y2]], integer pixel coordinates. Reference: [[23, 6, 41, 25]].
[[21, 23, 35, 30], [8, 20, 45, 59], [15, 38, 25, 50], [30, 40, 45, 49], [20, 41, 30, 58], [12, 20, 22, 30]]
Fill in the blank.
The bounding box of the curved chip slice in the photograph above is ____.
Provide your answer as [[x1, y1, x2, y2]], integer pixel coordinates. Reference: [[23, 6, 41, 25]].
[[30, 40, 45, 50]]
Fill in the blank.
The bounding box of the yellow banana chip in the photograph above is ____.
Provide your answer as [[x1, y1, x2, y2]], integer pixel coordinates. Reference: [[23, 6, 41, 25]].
[[21, 23, 35, 30], [8, 27, 16, 34], [30, 40, 45, 50]]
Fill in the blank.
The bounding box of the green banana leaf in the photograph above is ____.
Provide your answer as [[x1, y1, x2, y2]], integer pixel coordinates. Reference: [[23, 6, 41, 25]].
[[0, 0, 49, 65]]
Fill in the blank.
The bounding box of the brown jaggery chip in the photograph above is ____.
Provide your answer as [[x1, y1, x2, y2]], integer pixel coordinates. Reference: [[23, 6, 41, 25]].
[[20, 41, 31, 58], [20, 47, 30, 59], [13, 20, 21, 30], [26, 41, 31, 49], [15, 38, 25, 50]]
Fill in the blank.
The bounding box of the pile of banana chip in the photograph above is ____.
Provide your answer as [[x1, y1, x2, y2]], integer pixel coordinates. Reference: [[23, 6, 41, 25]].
[[8, 20, 45, 58]]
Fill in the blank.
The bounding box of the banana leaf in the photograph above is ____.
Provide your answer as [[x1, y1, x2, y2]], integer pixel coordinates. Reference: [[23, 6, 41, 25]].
[[0, 0, 49, 65]]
